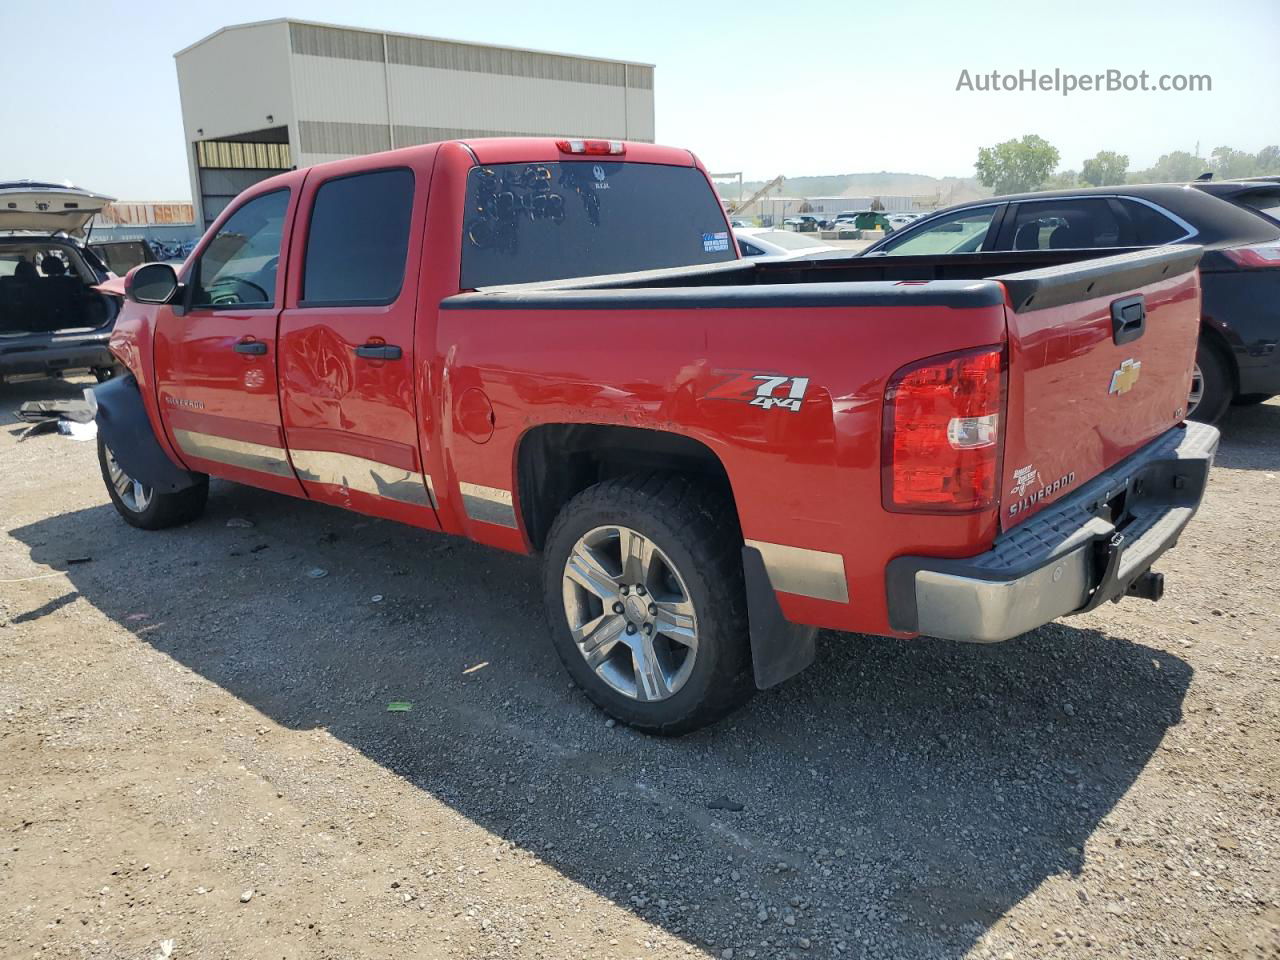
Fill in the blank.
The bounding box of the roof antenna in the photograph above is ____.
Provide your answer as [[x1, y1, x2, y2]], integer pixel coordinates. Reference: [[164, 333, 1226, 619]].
[[1195, 172, 1213, 181]]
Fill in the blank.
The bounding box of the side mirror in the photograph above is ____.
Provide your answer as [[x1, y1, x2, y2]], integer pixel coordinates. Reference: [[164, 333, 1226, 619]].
[[127, 262, 181, 305]]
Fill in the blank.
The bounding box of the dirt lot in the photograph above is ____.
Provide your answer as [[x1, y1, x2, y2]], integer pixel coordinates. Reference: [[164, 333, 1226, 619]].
[[2, 376, 1278, 960]]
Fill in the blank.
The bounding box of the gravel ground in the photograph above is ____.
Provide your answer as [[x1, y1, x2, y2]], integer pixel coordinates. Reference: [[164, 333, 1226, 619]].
[[1, 376, 1277, 960]]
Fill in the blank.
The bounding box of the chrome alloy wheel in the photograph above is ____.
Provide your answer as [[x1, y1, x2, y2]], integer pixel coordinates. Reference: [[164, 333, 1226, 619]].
[[561, 525, 699, 702], [1188, 362, 1205, 415], [104, 445, 152, 514]]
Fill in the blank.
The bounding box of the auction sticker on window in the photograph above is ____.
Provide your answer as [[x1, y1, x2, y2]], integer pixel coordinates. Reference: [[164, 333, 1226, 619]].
[[702, 231, 730, 253]]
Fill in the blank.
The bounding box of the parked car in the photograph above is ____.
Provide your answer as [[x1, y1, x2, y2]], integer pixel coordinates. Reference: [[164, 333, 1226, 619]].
[[96, 137, 1217, 733], [729, 218, 752, 228], [862, 181, 1280, 422], [782, 214, 822, 232], [733, 227, 841, 258], [0, 181, 123, 383]]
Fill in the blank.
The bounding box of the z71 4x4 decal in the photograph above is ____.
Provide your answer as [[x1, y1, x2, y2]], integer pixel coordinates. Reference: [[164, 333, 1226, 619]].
[[706, 372, 811, 413]]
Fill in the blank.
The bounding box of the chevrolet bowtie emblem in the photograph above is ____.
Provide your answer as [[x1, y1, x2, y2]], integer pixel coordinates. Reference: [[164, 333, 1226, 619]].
[[1109, 358, 1142, 395]]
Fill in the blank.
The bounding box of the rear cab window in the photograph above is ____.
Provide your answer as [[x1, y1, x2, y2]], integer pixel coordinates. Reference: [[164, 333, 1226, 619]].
[[460, 162, 734, 288]]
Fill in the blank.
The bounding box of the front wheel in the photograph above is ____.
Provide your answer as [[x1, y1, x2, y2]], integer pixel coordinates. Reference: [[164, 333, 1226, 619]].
[[542, 474, 755, 735], [98, 436, 208, 530]]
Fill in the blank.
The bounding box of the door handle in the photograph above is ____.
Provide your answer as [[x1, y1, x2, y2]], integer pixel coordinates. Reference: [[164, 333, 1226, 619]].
[[1110, 295, 1146, 346], [355, 343, 403, 361], [234, 340, 268, 355]]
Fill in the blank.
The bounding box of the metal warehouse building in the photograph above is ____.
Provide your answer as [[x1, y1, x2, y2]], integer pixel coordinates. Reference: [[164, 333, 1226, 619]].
[[175, 19, 656, 226]]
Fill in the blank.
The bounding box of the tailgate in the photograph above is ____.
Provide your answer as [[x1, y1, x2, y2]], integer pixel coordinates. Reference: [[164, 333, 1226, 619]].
[[997, 246, 1203, 529]]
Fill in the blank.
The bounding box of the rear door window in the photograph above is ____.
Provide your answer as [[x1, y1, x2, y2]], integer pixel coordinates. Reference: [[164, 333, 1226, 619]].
[[1005, 198, 1124, 250], [1114, 198, 1190, 245], [302, 168, 415, 306], [460, 162, 734, 288], [876, 205, 1002, 255]]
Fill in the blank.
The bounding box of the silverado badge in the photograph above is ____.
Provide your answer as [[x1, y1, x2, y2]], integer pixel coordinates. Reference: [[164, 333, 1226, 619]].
[[1109, 358, 1142, 395]]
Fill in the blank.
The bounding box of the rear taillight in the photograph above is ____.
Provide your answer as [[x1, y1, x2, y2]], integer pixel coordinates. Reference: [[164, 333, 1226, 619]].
[[556, 138, 626, 156], [883, 346, 1005, 513], [1222, 243, 1280, 268]]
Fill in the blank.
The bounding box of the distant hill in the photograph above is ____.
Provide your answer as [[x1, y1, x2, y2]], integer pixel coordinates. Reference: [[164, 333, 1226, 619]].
[[715, 172, 991, 207]]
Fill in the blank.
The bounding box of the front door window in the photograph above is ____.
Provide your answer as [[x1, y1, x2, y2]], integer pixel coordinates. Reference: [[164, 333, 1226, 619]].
[[191, 189, 289, 308]]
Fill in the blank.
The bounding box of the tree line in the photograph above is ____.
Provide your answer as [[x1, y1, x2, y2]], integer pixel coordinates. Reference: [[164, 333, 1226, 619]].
[[975, 135, 1280, 195]]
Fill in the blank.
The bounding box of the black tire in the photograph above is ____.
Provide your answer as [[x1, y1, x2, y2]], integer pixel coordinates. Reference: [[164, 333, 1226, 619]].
[[542, 473, 755, 735], [1188, 338, 1233, 425], [1233, 393, 1274, 407], [97, 434, 208, 530]]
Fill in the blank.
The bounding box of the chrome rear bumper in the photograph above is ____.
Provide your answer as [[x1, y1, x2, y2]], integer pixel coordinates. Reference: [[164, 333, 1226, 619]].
[[885, 421, 1220, 643]]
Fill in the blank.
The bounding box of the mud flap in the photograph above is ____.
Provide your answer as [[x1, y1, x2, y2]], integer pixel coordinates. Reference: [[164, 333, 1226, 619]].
[[742, 545, 818, 689], [94, 374, 202, 493]]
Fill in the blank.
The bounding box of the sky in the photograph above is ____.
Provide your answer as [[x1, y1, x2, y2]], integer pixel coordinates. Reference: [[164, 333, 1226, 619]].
[[2, 0, 1277, 201]]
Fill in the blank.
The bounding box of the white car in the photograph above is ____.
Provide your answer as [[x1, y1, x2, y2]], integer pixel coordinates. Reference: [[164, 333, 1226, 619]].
[[734, 227, 840, 259]]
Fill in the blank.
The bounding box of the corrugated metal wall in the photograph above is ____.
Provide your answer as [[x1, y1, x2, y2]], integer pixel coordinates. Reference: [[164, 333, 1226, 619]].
[[287, 22, 653, 88], [285, 21, 654, 160]]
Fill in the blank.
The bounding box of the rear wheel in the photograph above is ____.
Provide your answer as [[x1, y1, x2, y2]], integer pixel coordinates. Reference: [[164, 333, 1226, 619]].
[[98, 435, 208, 530], [542, 473, 754, 735], [1188, 338, 1233, 424]]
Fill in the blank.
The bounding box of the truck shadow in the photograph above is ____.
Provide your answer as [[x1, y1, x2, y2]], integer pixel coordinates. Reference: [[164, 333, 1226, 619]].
[[1216, 399, 1280, 470], [11, 488, 1191, 959]]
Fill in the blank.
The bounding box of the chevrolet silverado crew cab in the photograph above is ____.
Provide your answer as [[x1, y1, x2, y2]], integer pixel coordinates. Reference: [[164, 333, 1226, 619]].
[[95, 138, 1219, 734]]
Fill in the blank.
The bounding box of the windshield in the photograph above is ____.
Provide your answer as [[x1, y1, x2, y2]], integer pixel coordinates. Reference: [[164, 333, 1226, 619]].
[[460, 162, 735, 288], [91, 241, 152, 277], [876, 206, 1000, 256], [1232, 187, 1280, 225]]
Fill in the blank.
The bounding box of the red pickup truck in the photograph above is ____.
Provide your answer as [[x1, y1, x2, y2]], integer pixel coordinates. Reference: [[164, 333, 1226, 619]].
[[95, 137, 1219, 733]]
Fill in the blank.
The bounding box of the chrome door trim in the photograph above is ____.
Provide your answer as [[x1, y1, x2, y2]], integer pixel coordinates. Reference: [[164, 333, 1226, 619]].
[[459, 482, 518, 528], [172, 428, 293, 477], [290, 449, 435, 508]]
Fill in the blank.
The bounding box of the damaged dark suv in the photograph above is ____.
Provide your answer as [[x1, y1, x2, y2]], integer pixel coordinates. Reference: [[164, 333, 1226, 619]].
[[0, 181, 124, 384]]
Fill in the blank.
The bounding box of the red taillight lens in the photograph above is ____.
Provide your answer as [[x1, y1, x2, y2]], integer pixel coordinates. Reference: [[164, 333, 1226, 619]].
[[1222, 243, 1280, 268], [883, 346, 1005, 512], [555, 138, 626, 156]]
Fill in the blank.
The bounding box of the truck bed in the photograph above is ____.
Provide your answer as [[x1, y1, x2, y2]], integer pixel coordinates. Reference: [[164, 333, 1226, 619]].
[[459, 246, 1159, 296], [447, 244, 1204, 536]]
